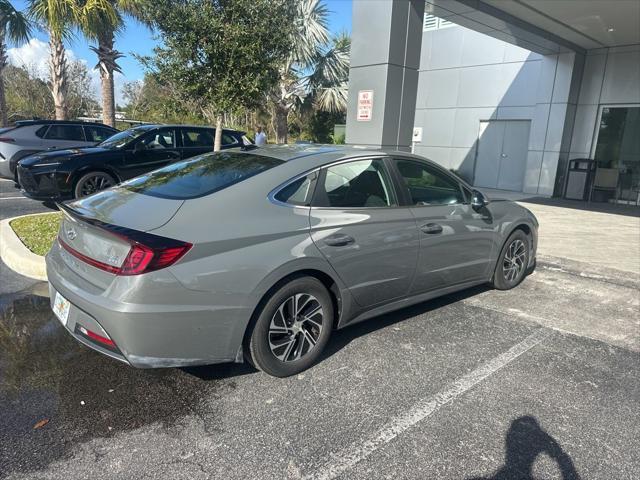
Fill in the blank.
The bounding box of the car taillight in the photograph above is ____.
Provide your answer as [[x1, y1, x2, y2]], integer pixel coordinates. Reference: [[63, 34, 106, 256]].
[[0, 137, 15, 143], [59, 235, 192, 276]]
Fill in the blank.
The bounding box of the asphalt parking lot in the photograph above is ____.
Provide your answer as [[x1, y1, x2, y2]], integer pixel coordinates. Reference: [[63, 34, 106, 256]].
[[1, 180, 638, 480]]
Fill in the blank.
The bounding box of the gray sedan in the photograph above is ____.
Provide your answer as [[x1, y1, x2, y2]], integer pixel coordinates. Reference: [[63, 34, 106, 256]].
[[46, 146, 538, 377]]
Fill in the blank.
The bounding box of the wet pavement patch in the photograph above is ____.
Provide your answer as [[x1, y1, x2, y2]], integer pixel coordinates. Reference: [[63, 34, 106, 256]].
[[0, 286, 237, 478]]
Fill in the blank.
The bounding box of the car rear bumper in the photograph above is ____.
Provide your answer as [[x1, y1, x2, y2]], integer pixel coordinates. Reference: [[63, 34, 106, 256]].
[[46, 241, 252, 368]]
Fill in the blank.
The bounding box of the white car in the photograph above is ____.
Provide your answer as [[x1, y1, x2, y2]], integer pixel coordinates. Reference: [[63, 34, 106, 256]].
[[0, 120, 118, 180]]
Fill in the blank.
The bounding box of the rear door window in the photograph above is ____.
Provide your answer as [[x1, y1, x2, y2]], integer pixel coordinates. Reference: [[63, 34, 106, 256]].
[[181, 128, 214, 148], [122, 152, 283, 199], [44, 125, 85, 141], [313, 159, 396, 208], [85, 126, 115, 142]]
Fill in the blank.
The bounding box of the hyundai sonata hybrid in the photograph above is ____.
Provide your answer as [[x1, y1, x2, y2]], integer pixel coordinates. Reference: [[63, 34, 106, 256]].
[[47, 146, 538, 377]]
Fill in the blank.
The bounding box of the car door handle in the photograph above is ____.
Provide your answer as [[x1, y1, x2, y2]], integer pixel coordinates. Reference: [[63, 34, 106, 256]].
[[420, 223, 443, 234], [324, 234, 355, 247]]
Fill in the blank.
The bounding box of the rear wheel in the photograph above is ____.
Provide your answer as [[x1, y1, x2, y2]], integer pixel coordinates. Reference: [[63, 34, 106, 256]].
[[492, 230, 530, 290], [74, 171, 116, 198], [248, 276, 333, 377]]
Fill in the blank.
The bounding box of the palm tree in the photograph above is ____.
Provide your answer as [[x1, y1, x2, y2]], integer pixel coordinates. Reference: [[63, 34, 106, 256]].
[[79, 0, 147, 128], [269, 0, 349, 144], [0, 0, 32, 126], [28, 0, 78, 120], [307, 31, 350, 114]]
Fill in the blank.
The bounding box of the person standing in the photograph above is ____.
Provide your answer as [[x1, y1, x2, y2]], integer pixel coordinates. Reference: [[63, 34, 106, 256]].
[[255, 126, 267, 146]]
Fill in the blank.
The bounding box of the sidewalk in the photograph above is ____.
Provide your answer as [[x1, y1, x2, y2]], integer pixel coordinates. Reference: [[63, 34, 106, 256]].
[[483, 189, 640, 275]]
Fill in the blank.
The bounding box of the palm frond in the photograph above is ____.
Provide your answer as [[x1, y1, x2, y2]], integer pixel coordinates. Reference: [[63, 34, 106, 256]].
[[291, 0, 330, 68], [0, 0, 32, 43], [27, 0, 79, 40]]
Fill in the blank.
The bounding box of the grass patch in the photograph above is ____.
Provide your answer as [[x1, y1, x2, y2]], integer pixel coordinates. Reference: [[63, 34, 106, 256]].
[[10, 212, 62, 256]]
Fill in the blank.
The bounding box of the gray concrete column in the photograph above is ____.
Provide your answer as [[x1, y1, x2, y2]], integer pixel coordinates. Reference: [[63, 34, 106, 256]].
[[345, 0, 425, 151]]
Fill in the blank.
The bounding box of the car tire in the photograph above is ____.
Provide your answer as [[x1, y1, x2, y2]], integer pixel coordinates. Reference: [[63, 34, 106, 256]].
[[248, 276, 334, 377], [73, 171, 116, 198], [492, 229, 530, 290]]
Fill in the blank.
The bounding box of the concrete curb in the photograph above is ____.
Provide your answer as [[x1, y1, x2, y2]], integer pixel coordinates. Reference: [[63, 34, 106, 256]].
[[0, 213, 49, 281]]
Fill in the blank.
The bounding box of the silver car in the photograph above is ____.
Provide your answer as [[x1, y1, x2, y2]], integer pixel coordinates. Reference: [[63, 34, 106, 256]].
[[46, 146, 538, 377], [0, 120, 118, 179]]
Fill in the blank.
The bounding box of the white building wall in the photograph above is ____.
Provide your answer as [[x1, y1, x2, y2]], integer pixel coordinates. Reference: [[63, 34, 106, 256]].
[[414, 24, 581, 195]]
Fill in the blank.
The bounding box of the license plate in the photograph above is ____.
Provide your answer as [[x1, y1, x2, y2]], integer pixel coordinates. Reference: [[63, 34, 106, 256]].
[[53, 291, 71, 326]]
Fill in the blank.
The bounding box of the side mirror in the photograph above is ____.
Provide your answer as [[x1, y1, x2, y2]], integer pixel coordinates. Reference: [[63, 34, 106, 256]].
[[133, 141, 146, 152], [471, 189, 490, 211]]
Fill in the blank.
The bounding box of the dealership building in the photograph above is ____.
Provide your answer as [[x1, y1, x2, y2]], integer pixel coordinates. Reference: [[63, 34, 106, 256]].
[[345, 0, 640, 204]]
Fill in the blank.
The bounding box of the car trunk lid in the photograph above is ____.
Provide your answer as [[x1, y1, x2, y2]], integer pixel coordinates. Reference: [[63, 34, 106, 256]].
[[55, 188, 187, 289]]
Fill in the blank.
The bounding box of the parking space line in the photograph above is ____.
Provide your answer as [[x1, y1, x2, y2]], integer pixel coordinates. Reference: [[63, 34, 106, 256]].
[[0, 196, 28, 200], [303, 328, 553, 480]]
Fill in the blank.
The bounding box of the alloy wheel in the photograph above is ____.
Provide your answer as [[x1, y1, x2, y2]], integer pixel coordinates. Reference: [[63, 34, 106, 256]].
[[503, 238, 527, 282], [268, 293, 324, 362], [79, 174, 114, 197]]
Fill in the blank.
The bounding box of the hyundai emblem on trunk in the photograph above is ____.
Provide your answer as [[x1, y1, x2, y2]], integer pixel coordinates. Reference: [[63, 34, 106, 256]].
[[66, 227, 77, 240]]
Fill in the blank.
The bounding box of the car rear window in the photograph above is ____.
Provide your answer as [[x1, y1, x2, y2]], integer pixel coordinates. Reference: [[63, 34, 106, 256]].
[[121, 151, 283, 199]]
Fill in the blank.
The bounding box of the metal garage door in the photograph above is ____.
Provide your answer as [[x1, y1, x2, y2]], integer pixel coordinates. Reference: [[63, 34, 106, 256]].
[[474, 120, 531, 192]]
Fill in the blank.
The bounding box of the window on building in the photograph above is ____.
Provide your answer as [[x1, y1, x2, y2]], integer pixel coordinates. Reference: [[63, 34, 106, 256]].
[[423, 13, 456, 31]]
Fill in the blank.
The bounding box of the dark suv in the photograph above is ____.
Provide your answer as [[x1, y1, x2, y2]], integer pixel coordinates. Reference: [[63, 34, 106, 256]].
[[17, 124, 250, 200], [0, 120, 118, 180]]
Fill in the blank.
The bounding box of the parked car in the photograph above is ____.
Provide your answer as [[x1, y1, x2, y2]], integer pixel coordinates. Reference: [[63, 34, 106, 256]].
[[17, 124, 249, 200], [46, 145, 538, 377], [0, 120, 118, 180]]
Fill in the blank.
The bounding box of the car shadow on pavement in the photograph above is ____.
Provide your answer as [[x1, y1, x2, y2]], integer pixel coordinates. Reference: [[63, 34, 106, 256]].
[[320, 284, 491, 363], [467, 416, 581, 480], [181, 361, 256, 380]]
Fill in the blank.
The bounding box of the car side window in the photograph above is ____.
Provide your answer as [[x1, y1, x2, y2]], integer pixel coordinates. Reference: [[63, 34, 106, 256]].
[[181, 129, 214, 148], [274, 174, 316, 206], [141, 129, 176, 149], [314, 158, 396, 208], [222, 133, 238, 146], [35, 126, 49, 138], [44, 125, 85, 141], [395, 159, 464, 206], [84, 126, 114, 142]]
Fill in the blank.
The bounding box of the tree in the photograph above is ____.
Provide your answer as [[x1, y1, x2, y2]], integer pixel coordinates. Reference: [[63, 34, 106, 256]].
[[142, 0, 294, 151], [268, 0, 350, 144], [3, 61, 97, 121], [0, 0, 32, 126], [3, 64, 53, 120], [28, 0, 76, 120], [79, 0, 148, 127]]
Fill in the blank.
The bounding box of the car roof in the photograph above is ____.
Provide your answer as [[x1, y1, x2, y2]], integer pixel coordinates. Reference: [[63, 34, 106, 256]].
[[14, 120, 116, 128], [243, 144, 422, 164], [141, 124, 246, 134], [239, 144, 469, 185]]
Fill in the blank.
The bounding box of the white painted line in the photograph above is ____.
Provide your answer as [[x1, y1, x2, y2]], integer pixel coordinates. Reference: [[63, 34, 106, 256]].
[[0, 178, 14, 182], [303, 328, 552, 480], [0, 196, 28, 200]]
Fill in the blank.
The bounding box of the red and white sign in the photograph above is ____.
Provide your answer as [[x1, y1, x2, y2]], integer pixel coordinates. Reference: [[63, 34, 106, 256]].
[[357, 90, 374, 122]]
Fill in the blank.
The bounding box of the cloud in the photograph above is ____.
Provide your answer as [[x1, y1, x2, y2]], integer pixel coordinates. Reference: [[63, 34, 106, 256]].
[[7, 38, 51, 78], [8, 38, 127, 105]]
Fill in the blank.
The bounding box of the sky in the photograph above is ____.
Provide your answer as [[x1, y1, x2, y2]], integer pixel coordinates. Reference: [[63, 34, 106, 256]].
[[8, 0, 353, 105]]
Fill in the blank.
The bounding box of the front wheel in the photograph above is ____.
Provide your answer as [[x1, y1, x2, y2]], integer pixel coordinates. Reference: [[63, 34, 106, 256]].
[[248, 276, 334, 377], [74, 171, 116, 198], [492, 230, 530, 290]]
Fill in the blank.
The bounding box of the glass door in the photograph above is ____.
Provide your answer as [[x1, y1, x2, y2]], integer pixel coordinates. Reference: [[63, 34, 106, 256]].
[[592, 106, 640, 205]]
